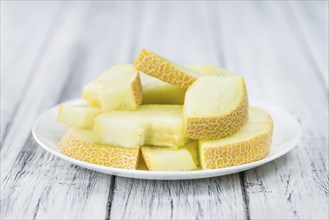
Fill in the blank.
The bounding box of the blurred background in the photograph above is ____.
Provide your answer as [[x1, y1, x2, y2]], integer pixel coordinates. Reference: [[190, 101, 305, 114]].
[[2, 0, 327, 135], [1, 1, 328, 219]]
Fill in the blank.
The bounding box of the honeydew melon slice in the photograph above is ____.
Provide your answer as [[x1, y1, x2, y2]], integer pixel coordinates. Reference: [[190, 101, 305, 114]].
[[134, 49, 203, 89], [57, 105, 101, 129], [140, 73, 186, 104], [94, 105, 189, 149], [141, 141, 199, 171], [83, 64, 143, 111], [199, 107, 273, 169], [139, 65, 230, 105], [188, 65, 233, 76], [58, 127, 140, 169], [184, 75, 248, 139]]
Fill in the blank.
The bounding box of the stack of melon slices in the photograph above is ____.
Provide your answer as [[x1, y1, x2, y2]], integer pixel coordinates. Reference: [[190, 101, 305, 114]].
[[57, 49, 273, 171]]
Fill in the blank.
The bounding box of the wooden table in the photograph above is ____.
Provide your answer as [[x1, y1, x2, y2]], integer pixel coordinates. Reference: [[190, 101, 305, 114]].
[[1, 1, 328, 219]]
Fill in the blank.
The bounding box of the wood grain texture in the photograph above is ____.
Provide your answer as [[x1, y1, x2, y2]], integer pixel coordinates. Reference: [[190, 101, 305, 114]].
[[290, 1, 328, 90], [209, 1, 328, 219], [111, 176, 245, 220], [1, 1, 138, 219], [109, 2, 246, 219], [1, 1, 328, 220], [1, 1, 62, 142]]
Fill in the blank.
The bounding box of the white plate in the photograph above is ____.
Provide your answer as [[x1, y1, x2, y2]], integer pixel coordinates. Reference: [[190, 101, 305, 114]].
[[32, 98, 301, 180]]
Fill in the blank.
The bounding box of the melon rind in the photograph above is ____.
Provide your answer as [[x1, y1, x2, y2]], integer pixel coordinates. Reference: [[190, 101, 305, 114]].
[[58, 127, 140, 169], [134, 49, 202, 89], [184, 76, 249, 139], [199, 107, 273, 169]]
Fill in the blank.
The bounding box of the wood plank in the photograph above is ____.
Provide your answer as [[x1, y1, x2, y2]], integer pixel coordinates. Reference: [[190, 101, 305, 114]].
[[1, 1, 62, 141], [1, 2, 138, 219], [109, 2, 246, 219], [209, 2, 328, 219], [289, 1, 328, 89], [2, 2, 327, 219], [111, 176, 245, 219]]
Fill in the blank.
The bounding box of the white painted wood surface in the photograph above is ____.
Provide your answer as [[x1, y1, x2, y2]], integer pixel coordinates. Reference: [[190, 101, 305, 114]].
[[1, 1, 328, 220]]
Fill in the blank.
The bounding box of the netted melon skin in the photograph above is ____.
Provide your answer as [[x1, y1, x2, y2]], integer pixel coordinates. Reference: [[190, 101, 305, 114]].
[[58, 128, 140, 169], [134, 49, 197, 89], [184, 86, 249, 139], [200, 128, 273, 169], [131, 73, 143, 107]]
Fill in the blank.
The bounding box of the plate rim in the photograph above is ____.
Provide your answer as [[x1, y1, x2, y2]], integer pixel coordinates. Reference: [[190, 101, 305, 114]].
[[32, 98, 302, 180]]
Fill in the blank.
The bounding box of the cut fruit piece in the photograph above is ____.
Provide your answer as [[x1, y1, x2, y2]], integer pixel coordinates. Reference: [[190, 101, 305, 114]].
[[94, 105, 189, 149], [57, 105, 101, 129], [134, 49, 203, 89], [184, 75, 248, 139], [58, 127, 140, 169], [185, 140, 200, 167], [137, 154, 148, 170], [141, 141, 199, 171], [140, 73, 186, 104], [83, 64, 143, 111], [199, 107, 273, 169], [188, 65, 233, 76]]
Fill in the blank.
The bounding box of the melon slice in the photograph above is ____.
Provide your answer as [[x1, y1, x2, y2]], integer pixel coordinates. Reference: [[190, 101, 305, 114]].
[[188, 65, 233, 76], [140, 73, 186, 104], [141, 141, 199, 171], [184, 76, 248, 139], [134, 49, 202, 89], [83, 64, 143, 111], [199, 107, 273, 169], [57, 105, 101, 129], [94, 105, 189, 149], [58, 127, 140, 169]]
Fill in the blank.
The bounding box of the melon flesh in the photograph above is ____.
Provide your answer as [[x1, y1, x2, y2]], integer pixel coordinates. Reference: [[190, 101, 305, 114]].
[[140, 73, 186, 104], [188, 65, 233, 76], [57, 105, 101, 129], [94, 105, 189, 148], [184, 76, 248, 139], [83, 64, 143, 111], [58, 127, 140, 169], [139, 65, 231, 104], [134, 49, 203, 89], [141, 141, 199, 171], [199, 107, 273, 169]]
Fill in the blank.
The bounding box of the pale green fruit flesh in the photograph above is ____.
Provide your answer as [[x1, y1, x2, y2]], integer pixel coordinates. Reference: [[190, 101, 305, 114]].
[[185, 141, 200, 167], [57, 105, 101, 129], [70, 126, 93, 140], [140, 73, 186, 104], [93, 105, 189, 148], [188, 65, 233, 76], [83, 64, 142, 110], [99, 83, 137, 110], [138, 65, 230, 105], [141, 141, 199, 171], [184, 76, 245, 117], [58, 127, 140, 169], [184, 75, 248, 139]]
